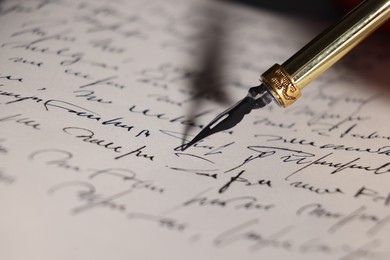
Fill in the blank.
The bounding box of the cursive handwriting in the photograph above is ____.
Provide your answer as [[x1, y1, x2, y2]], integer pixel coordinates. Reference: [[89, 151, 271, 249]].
[[48, 168, 164, 214], [0, 113, 41, 130], [62, 127, 154, 161], [29, 149, 83, 172]]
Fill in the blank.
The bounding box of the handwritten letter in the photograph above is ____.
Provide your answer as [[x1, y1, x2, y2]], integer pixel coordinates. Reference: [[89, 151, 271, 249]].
[[1, 0, 390, 259]]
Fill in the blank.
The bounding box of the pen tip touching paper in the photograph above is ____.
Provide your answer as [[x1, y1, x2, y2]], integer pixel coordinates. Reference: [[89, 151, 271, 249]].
[[178, 84, 273, 151]]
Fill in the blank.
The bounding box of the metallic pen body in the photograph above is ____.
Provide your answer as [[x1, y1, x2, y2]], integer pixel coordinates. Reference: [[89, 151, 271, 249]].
[[265, 0, 390, 107], [181, 0, 390, 150]]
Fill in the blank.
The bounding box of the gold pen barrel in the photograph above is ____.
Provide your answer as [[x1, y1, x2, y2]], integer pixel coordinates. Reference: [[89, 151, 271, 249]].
[[261, 0, 390, 107]]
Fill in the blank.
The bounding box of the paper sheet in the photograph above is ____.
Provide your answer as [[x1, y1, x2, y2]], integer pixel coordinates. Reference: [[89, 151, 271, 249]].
[[1, 0, 390, 259]]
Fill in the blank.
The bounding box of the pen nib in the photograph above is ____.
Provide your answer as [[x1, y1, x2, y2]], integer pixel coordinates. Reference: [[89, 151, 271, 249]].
[[179, 84, 273, 151]]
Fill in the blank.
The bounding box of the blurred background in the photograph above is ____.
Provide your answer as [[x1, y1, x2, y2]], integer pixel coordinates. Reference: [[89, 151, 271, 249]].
[[229, 0, 390, 32]]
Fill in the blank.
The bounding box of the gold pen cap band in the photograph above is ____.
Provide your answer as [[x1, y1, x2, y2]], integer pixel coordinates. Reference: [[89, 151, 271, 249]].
[[261, 64, 301, 107]]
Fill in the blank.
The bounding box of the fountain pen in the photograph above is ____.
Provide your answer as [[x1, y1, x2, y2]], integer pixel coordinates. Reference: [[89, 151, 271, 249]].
[[180, 0, 389, 151]]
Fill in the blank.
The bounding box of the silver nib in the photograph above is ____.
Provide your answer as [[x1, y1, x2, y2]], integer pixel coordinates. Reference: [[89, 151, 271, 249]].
[[179, 84, 273, 151]]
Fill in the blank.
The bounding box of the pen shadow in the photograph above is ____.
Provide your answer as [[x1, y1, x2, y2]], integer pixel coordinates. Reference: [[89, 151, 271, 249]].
[[182, 0, 390, 144], [181, 6, 232, 145], [182, 0, 335, 145]]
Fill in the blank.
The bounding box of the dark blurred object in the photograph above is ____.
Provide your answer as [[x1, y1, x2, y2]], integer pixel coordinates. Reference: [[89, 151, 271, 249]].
[[333, 0, 390, 32], [229, 0, 389, 33], [227, 0, 336, 20]]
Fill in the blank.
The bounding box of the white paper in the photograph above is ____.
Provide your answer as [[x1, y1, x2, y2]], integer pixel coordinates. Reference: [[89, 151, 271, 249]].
[[1, 0, 390, 259]]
